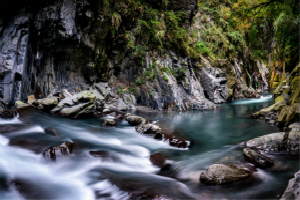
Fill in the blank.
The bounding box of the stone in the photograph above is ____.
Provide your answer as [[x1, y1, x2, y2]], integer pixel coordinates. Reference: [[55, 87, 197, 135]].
[[280, 170, 300, 200], [43, 142, 73, 161], [278, 103, 300, 127], [9, 139, 48, 154], [243, 148, 274, 168], [245, 132, 286, 152], [60, 102, 91, 117], [150, 153, 166, 167], [15, 101, 30, 109], [101, 119, 116, 127], [27, 95, 36, 104], [45, 128, 58, 136], [169, 139, 188, 148], [126, 116, 149, 126], [199, 164, 251, 184], [135, 124, 161, 134]]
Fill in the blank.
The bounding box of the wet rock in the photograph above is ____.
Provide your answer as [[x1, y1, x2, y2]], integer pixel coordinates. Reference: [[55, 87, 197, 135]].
[[106, 111, 124, 119], [245, 132, 286, 152], [73, 104, 95, 118], [199, 164, 251, 184], [101, 119, 116, 127], [9, 139, 48, 154], [126, 116, 149, 126], [43, 142, 73, 161], [271, 161, 292, 172], [89, 150, 120, 162], [39, 97, 59, 111], [243, 148, 274, 168], [169, 139, 188, 148], [59, 102, 91, 117], [280, 170, 300, 200], [135, 124, 161, 134], [37, 104, 44, 110], [45, 128, 58, 137], [15, 101, 30, 109], [150, 153, 166, 167], [153, 132, 163, 140], [27, 95, 36, 104]]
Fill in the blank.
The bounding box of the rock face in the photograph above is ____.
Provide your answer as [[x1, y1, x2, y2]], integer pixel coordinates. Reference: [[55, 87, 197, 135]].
[[199, 164, 251, 184], [280, 170, 300, 200], [0, 0, 269, 111], [243, 148, 274, 168]]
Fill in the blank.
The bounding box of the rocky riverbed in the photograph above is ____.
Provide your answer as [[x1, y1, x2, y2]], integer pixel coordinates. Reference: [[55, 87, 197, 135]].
[[0, 96, 299, 200]]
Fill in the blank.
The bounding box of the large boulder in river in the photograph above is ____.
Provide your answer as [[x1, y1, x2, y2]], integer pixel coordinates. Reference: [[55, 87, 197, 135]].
[[245, 132, 286, 152], [136, 124, 161, 134], [38, 97, 58, 111], [101, 119, 116, 127], [126, 115, 149, 126], [280, 170, 300, 200], [243, 148, 274, 168], [245, 125, 299, 152], [199, 164, 251, 184], [43, 142, 73, 161], [150, 153, 166, 167], [59, 102, 92, 117]]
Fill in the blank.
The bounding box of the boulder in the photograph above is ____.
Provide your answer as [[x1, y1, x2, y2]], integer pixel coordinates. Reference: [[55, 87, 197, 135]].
[[27, 95, 36, 104], [101, 119, 117, 127], [45, 128, 58, 136], [199, 164, 251, 184], [169, 139, 188, 148], [73, 90, 98, 104], [73, 104, 95, 118], [126, 116, 149, 126], [245, 132, 286, 152], [15, 101, 30, 109], [43, 142, 73, 161], [61, 89, 72, 99], [150, 153, 166, 167], [135, 124, 161, 134], [280, 170, 300, 200], [243, 148, 274, 168], [9, 139, 48, 154], [59, 102, 91, 117]]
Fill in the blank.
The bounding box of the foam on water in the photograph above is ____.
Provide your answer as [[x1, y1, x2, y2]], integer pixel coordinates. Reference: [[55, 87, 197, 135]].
[[0, 114, 22, 125], [5, 125, 45, 136]]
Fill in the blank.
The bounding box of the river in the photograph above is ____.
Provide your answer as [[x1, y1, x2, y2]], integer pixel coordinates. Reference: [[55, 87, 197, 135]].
[[0, 95, 299, 200]]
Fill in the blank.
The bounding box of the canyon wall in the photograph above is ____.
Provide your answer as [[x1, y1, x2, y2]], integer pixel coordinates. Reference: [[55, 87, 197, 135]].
[[0, 0, 268, 110]]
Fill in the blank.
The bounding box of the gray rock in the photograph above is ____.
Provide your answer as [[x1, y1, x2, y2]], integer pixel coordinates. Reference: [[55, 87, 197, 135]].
[[280, 170, 300, 200], [126, 116, 149, 126], [199, 164, 251, 184], [136, 124, 161, 134], [243, 148, 274, 168], [101, 119, 117, 127]]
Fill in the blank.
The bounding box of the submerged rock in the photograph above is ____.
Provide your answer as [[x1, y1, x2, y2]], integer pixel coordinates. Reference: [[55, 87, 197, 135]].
[[199, 164, 251, 184], [243, 148, 274, 168], [101, 119, 116, 127], [9, 139, 48, 154], [280, 170, 300, 200], [150, 153, 166, 167], [43, 142, 73, 161]]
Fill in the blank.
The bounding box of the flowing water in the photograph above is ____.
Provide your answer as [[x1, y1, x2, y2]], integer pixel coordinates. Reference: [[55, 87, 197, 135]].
[[0, 95, 299, 200]]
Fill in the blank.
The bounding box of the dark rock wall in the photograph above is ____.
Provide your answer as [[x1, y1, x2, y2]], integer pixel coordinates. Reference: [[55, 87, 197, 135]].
[[0, 0, 268, 109]]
